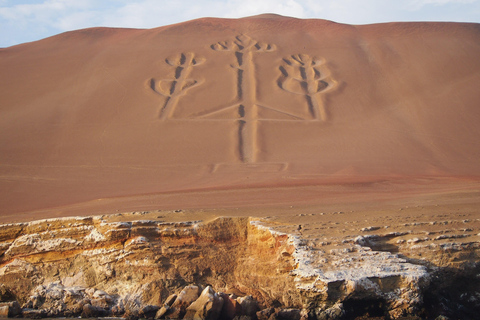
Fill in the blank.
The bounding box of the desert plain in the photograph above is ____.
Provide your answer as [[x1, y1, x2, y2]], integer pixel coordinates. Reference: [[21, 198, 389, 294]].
[[0, 14, 480, 320]]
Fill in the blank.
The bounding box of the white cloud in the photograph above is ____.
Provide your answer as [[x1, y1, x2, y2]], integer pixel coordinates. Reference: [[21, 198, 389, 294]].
[[223, 0, 306, 18], [1, 0, 480, 47], [0, 0, 95, 29], [100, 0, 188, 28], [414, 0, 476, 4], [98, 0, 309, 29], [93, 0, 329, 29], [303, 0, 324, 15], [407, 0, 478, 10], [54, 10, 97, 30]]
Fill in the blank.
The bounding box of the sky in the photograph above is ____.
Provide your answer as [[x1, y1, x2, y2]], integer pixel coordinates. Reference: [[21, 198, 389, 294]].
[[1, 0, 480, 48]]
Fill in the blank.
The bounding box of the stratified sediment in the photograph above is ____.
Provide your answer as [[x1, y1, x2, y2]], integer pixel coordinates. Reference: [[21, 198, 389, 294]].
[[1, 211, 479, 319]]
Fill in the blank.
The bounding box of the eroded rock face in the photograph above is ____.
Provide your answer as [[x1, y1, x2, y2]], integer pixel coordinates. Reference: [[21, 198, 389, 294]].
[[0, 215, 300, 310], [0, 212, 479, 319]]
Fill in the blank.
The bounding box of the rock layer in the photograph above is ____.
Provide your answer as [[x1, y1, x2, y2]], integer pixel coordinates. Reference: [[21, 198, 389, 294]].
[[0, 212, 479, 318], [0, 215, 299, 309]]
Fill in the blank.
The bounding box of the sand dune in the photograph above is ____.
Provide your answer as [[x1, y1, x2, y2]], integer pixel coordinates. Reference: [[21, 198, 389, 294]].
[[0, 14, 479, 219]]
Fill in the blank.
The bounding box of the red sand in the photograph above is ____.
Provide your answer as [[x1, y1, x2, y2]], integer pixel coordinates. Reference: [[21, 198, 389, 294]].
[[0, 15, 479, 223]]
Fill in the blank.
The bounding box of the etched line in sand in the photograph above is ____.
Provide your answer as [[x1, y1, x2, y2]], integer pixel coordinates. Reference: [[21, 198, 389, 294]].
[[279, 54, 337, 121], [205, 34, 277, 163], [209, 162, 288, 173], [238, 118, 246, 162], [149, 52, 204, 120], [147, 40, 337, 165], [202, 34, 299, 163]]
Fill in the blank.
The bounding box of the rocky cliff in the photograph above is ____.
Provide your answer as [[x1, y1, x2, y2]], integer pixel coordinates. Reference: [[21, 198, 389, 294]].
[[0, 211, 479, 319]]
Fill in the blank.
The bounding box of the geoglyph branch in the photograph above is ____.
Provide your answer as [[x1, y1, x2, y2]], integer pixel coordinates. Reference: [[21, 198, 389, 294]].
[[150, 52, 204, 120], [279, 54, 336, 121], [211, 34, 276, 54], [147, 40, 337, 165]]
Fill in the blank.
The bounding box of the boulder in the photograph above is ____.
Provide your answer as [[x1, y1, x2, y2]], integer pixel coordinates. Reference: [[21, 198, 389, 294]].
[[155, 293, 178, 319], [164, 293, 178, 306], [155, 306, 170, 319], [220, 293, 243, 320], [124, 311, 140, 320], [0, 305, 10, 318], [237, 296, 259, 317], [21, 308, 48, 319], [69, 302, 85, 316], [45, 301, 68, 318], [62, 288, 83, 306], [81, 303, 109, 318], [139, 304, 160, 318], [315, 303, 345, 320], [256, 307, 275, 320], [0, 301, 21, 317], [184, 286, 224, 320], [90, 297, 109, 308], [124, 308, 140, 320], [92, 289, 108, 298], [84, 287, 96, 297], [167, 285, 202, 319], [273, 308, 302, 320]]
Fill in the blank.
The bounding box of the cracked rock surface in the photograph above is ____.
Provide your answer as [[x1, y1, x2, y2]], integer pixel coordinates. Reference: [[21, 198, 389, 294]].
[[0, 205, 479, 319]]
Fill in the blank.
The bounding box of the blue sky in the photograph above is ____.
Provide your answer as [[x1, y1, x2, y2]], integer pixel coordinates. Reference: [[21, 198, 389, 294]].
[[1, 0, 479, 48]]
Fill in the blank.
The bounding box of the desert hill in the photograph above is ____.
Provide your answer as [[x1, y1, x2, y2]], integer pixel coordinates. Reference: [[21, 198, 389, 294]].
[[0, 14, 479, 219], [1, 15, 480, 320]]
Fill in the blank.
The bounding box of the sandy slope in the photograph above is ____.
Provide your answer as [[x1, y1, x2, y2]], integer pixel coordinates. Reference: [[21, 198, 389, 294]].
[[0, 14, 479, 220]]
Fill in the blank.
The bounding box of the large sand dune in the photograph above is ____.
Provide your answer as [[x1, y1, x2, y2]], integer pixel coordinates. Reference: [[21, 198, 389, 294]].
[[0, 14, 479, 221]]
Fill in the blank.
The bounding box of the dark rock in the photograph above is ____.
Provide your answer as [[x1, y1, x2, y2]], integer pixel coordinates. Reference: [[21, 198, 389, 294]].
[[220, 293, 243, 320], [256, 308, 275, 320], [112, 304, 126, 316], [0, 301, 21, 317], [46, 306, 65, 318], [81, 303, 109, 318], [21, 308, 48, 319], [72, 299, 90, 315], [0, 285, 15, 302], [124, 307, 140, 320], [237, 295, 259, 317], [139, 304, 160, 318], [125, 313, 140, 320], [30, 296, 44, 309], [275, 308, 302, 320], [268, 314, 279, 320]]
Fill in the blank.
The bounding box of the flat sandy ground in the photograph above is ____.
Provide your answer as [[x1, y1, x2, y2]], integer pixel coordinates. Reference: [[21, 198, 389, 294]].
[[2, 177, 479, 247]]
